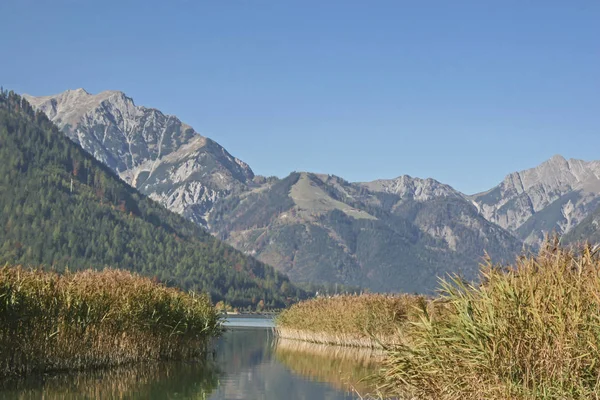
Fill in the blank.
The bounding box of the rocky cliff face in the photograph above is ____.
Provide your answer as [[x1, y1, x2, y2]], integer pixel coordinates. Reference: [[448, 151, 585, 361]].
[[470, 155, 600, 245], [356, 175, 521, 257], [361, 175, 462, 202], [24, 89, 255, 226]]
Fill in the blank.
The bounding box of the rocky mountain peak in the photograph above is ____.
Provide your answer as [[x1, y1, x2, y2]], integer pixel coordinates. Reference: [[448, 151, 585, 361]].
[[24, 89, 255, 227], [23, 89, 138, 130], [471, 155, 600, 245], [360, 174, 461, 201], [68, 88, 90, 95], [500, 156, 600, 197]]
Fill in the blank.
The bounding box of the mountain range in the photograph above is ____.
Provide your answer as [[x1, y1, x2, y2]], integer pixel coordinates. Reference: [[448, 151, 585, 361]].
[[1, 89, 301, 308], [23, 89, 600, 292]]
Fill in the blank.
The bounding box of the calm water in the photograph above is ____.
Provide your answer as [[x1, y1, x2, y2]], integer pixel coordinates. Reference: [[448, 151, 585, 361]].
[[0, 317, 382, 399]]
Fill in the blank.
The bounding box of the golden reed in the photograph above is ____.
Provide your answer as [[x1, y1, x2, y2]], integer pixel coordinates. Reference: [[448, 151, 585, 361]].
[[0, 266, 222, 377]]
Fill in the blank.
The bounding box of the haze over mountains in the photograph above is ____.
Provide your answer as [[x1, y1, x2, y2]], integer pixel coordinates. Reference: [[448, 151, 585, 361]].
[[23, 89, 600, 292]]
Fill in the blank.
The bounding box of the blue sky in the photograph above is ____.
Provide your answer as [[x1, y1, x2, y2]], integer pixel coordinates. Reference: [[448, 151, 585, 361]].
[[1, 1, 598, 194]]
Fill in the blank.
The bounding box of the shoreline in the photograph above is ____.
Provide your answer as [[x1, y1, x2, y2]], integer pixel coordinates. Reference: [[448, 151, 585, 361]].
[[275, 327, 398, 349], [274, 293, 420, 349]]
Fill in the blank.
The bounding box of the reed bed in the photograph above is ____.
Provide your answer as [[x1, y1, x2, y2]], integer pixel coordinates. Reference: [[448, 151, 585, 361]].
[[380, 242, 600, 400], [275, 293, 428, 348], [0, 266, 222, 377]]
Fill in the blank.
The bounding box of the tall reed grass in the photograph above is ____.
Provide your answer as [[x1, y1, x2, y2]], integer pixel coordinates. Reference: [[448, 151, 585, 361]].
[[380, 241, 600, 400], [276, 293, 427, 348], [0, 266, 222, 377]]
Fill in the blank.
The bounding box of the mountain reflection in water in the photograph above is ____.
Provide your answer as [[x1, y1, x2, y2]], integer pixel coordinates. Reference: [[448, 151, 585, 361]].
[[0, 323, 382, 399]]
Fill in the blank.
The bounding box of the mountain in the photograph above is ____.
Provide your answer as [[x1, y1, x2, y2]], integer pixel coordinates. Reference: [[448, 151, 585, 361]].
[[24, 89, 524, 293], [470, 155, 600, 245], [357, 176, 520, 256], [23, 89, 255, 227], [0, 89, 301, 308], [360, 175, 461, 201], [563, 204, 600, 245], [209, 172, 523, 293]]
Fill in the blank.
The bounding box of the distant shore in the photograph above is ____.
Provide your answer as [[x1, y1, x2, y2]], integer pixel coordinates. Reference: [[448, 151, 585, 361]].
[[224, 312, 277, 318]]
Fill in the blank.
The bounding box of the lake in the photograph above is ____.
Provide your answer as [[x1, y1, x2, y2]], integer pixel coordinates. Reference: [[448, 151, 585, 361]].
[[0, 317, 383, 399]]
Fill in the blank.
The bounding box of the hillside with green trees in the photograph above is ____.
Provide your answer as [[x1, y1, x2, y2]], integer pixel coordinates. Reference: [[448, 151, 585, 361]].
[[0, 90, 303, 309]]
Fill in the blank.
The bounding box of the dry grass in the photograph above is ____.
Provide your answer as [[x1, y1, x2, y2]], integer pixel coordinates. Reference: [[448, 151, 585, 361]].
[[0, 266, 222, 377], [275, 293, 428, 348], [380, 241, 600, 400]]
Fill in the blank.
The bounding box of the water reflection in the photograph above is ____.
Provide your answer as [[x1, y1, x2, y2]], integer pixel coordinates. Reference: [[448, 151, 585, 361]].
[[275, 339, 383, 397], [0, 324, 382, 400], [209, 328, 364, 399], [0, 361, 220, 399]]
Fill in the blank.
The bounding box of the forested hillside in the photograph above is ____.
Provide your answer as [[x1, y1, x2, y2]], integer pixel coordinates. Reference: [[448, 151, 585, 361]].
[[0, 90, 302, 308]]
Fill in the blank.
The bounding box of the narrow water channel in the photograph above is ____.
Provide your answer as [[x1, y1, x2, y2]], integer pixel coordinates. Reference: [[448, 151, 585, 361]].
[[0, 317, 382, 399]]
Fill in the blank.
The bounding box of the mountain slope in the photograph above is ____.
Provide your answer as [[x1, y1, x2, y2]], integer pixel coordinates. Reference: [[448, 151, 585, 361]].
[[563, 203, 600, 245], [0, 90, 300, 308], [209, 172, 523, 293], [470, 155, 600, 245], [358, 176, 522, 261], [23, 89, 255, 226]]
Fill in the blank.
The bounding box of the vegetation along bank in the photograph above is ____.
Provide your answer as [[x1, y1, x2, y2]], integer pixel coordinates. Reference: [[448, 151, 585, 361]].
[[0, 266, 222, 377], [379, 242, 600, 399], [276, 293, 430, 348], [277, 242, 600, 399]]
